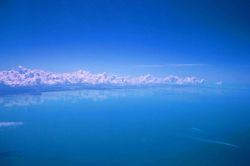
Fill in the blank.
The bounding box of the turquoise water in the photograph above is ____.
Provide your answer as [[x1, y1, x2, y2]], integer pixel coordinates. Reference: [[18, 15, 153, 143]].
[[0, 87, 250, 166]]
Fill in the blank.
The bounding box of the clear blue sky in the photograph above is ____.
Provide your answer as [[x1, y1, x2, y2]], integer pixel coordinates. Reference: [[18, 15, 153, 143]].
[[0, 0, 249, 83]]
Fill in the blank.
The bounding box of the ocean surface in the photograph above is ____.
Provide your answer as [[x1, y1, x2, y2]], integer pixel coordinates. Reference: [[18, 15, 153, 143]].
[[0, 86, 250, 166]]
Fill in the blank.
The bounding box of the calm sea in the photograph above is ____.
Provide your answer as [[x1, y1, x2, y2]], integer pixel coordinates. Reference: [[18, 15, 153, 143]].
[[0, 87, 250, 166]]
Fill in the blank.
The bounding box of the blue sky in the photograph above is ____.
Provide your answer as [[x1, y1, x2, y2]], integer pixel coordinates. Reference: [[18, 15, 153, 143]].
[[0, 0, 249, 83]]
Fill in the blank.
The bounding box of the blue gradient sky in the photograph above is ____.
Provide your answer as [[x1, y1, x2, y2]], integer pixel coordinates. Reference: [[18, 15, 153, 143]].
[[0, 0, 249, 83]]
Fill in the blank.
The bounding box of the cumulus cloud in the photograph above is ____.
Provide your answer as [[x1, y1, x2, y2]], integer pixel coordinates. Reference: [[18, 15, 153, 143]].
[[0, 66, 204, 88], [0, 122, 23, 127]]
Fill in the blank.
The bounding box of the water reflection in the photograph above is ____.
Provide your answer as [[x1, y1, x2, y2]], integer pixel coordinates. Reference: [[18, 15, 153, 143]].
[[0, 87, 225, 107]]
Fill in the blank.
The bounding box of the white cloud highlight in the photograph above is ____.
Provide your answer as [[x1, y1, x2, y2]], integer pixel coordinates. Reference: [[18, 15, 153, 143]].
[[134, 63, 205, 68], [168, 64, 205, 67], [0, 122, 23, 127], [216, 81, 223, 85], [134, 64, 165, 68]]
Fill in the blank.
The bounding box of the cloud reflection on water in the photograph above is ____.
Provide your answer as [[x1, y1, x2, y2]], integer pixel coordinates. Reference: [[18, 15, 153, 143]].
[[0, 87, 225, 107]]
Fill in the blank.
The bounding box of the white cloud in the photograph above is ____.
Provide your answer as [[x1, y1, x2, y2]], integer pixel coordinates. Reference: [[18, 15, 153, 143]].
[[134, 64, 165, 68], [0, 122, 23, 127], [168, 64, 205, 67], [216, 81, 223, 85], [134, 63, 205, 68], [0, 66, 205, 88]]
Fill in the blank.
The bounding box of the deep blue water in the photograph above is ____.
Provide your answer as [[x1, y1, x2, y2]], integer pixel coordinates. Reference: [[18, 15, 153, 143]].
[[0, 87, 250, 166]]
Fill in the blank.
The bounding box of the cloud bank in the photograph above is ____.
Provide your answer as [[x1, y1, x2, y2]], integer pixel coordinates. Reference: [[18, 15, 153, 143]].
[[0, 66, 204, 89]]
